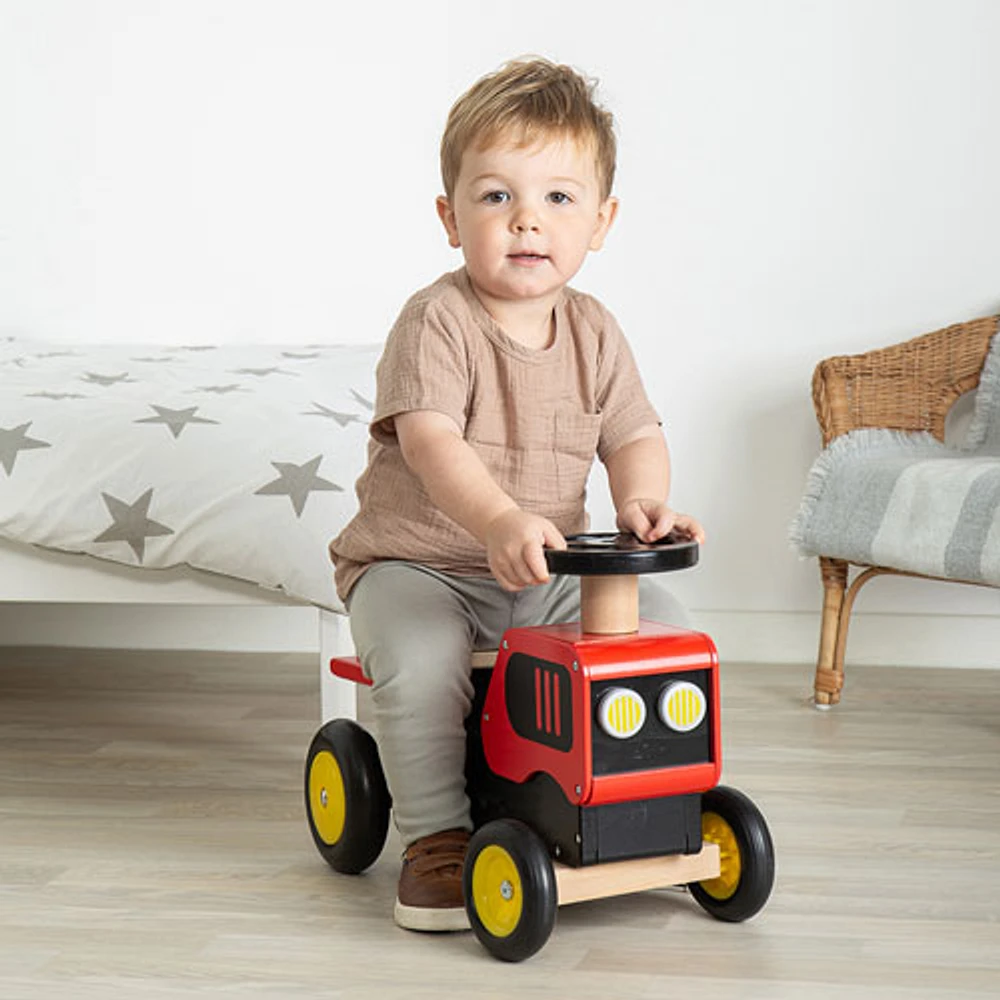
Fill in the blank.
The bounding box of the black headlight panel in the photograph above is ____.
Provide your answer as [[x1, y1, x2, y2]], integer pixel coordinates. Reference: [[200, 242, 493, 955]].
[[590, 669, 712, 776]]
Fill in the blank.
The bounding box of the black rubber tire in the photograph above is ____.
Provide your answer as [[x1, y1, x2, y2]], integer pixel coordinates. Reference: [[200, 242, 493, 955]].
[[689, 785, 775, 922], [304, 719, 391, 875], [463, 819, 557, 962]]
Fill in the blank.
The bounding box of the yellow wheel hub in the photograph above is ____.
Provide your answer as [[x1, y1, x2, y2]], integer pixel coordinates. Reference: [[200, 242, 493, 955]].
[[308, 750, 346, 845], [471, 845, 523, 938], [700, 811, 742, 900]]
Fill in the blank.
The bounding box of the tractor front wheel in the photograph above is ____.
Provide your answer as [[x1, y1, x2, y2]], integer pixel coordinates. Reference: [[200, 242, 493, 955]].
[[689, 785, 775, 922], [463, 819, 557, 962]]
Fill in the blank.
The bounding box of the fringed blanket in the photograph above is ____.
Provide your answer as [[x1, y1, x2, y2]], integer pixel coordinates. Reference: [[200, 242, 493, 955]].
[[790, 327, 1000, 585]]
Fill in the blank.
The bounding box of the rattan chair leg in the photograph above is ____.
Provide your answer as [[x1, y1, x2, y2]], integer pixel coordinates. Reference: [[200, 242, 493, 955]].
[[816, 562, 898, 707], [816, 558, 848, 705]]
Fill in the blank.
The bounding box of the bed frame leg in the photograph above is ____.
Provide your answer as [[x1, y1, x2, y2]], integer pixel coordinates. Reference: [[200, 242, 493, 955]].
[[319, 610, 357, 722]]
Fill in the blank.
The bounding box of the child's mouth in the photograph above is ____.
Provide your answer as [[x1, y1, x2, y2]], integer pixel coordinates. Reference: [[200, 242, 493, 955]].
[[508, 253, 548, 265]]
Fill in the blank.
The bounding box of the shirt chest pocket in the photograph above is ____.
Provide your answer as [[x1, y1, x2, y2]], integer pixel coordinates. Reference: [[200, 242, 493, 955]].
[[554, 409, 602, 502]]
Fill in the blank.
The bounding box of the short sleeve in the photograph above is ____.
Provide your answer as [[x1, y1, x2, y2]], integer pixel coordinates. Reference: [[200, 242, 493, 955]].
[[594, 307, 661, 462], [371, 298, 470, 444]]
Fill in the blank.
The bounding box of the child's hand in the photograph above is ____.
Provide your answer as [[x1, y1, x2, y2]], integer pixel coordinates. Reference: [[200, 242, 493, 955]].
[[485, 509, 567, 592], [617, 498, 706, 545]]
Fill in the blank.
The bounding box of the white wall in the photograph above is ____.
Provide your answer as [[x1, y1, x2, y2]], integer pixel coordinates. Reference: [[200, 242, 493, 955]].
[[2, 0, 999, 665]]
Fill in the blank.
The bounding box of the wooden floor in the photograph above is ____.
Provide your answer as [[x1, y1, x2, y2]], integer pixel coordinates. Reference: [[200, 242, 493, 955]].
[[1, 647, 998, 999]]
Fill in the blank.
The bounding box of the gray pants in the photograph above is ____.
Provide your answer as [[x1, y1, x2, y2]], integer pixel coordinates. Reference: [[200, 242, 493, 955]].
[[346, 561, 690, 847]]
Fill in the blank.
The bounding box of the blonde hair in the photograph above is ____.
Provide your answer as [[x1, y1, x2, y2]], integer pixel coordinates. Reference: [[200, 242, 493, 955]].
[[440, 57, 617, 200]]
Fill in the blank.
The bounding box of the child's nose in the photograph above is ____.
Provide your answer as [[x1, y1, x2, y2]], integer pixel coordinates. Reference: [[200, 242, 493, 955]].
[[510, 207, 541, 234]]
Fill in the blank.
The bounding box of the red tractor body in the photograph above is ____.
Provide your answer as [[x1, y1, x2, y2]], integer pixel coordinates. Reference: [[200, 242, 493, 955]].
[[481, 621, 722, 809]]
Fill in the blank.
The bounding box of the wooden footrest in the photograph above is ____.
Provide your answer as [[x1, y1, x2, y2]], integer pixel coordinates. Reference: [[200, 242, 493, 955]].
[[554, 842, 720, 906]]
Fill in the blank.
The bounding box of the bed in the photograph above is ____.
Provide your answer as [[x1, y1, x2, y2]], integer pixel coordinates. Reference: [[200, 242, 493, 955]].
[[0, 335, 382, 719]]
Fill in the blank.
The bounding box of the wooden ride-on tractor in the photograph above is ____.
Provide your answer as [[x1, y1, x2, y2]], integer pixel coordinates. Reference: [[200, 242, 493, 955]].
[[305, 533, 775, 962]]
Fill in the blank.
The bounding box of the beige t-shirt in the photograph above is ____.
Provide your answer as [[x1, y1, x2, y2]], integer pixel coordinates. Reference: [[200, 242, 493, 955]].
[[329, 268, 660, 600]]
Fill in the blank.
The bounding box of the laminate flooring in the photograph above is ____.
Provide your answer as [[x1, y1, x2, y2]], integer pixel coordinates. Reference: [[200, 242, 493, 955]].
[[1, 646, 998, 999]]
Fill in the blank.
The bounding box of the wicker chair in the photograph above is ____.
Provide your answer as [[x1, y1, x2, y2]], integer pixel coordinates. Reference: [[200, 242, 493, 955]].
[[809, 314, 999, 706]]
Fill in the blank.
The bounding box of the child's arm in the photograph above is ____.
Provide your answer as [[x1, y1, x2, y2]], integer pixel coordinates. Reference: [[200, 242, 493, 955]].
[[604, 426, 706, 544], [394, 410, 567, 591]]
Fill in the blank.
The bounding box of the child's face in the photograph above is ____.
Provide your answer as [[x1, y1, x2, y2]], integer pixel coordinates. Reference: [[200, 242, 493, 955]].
[[436, 134, 617, 318]]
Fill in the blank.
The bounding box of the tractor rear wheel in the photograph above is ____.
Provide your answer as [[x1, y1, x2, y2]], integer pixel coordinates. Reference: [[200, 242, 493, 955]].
[[305, 719, 390, 875]]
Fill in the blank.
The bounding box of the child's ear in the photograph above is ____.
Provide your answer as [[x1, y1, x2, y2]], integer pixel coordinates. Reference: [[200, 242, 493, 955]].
[[436, 196, 462, 248], [589, 195, 619, 251]]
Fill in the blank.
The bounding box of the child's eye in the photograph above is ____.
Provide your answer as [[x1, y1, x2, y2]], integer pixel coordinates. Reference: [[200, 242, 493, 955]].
[[481, 190, 510, 204], [547, 191, 573, 205]]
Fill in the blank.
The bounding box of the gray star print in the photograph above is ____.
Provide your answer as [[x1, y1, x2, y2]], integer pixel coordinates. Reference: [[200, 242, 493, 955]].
[[303, 402, 363, 427], [232, 366, 295, 378], [255, 455, 342, 517], [350, 389, 374, 411], [0, 422, 51, 475], [196, 384, 245, 395], [94, 489, 174, 562], [81, 372, 135, 386], [135, 405, 219, 438]]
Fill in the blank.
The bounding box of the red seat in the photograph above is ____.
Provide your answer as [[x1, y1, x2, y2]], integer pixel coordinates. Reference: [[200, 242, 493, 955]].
[[328, 655, 372, 687]]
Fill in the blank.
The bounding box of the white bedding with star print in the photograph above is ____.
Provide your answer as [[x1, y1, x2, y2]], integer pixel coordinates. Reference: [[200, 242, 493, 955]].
[[0, 337, 380, 613]]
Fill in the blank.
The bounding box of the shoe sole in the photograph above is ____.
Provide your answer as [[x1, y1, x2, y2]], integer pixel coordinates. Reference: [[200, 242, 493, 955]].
[[394, 897, 470, 932]]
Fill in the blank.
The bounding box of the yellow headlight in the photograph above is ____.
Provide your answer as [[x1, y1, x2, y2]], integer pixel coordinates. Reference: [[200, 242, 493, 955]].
[[659, 681, 706, 732], [597, 687, 646, 739]]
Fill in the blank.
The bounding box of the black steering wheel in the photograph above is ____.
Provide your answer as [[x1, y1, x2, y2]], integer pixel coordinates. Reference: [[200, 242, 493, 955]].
[[544, 531, 699, 577]]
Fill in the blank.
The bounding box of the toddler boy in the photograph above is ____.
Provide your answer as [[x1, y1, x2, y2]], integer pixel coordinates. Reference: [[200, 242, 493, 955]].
[[330, 57, 704, 932]]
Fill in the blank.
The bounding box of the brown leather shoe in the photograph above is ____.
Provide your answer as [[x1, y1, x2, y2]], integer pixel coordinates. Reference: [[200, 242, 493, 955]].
[[394, 829, 471, 932]]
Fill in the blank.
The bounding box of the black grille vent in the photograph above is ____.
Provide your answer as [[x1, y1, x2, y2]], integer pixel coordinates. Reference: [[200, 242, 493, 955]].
[[504, 653, 573, 753]]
